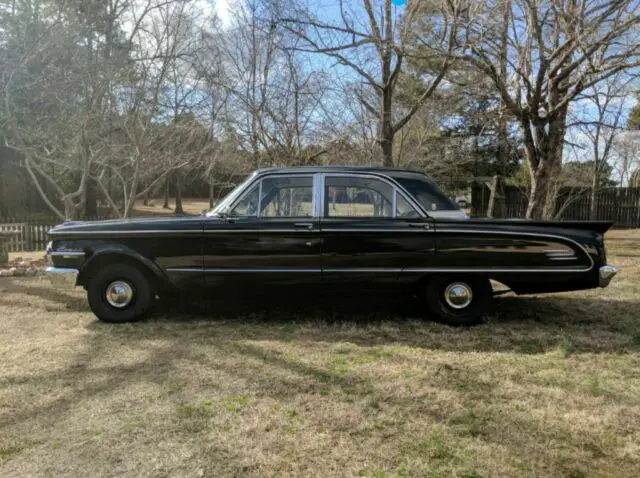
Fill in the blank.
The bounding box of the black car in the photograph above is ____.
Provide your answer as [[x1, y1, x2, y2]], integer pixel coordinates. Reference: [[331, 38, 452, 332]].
[[46, 166, 618, 325]]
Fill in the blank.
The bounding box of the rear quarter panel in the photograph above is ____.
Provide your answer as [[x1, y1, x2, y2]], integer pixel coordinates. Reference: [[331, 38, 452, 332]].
[[430, 220, 602, 294]]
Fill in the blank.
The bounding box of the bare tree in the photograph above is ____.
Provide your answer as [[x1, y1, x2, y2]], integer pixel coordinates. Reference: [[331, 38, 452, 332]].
[[460, 0, 640, 219], [566, 78, 629, 219], [278, 0, 470, 167], [91, 0, 212, 218], [612, 131, 640, 186], [1, 0, 175, 219]]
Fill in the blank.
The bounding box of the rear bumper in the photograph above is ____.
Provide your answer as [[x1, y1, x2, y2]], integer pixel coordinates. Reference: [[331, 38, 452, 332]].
[[599, 265, 618, 288], [46, 267, 79, 290]]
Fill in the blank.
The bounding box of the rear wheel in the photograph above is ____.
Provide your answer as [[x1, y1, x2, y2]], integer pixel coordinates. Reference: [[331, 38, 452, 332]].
[[425, 275, 492, 326], [87, 263, 153, 323]]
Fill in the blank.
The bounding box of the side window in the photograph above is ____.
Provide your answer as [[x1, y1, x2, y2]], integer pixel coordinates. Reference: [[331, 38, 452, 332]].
[[396, 194, 421, 218], [229, 175, 313, 218], [261, 176, 313, 218], [394, 176, 458, 212], [230, 181, 260, 217], [325, 176, 395, 218]]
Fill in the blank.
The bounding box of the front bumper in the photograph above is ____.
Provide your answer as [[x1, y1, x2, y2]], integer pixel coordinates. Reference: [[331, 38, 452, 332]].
[[599, 265, 618, 288], [46, 267, 79, 290]]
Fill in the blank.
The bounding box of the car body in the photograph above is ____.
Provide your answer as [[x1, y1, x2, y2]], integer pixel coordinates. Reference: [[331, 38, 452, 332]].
[[46, 166, 618, 325]]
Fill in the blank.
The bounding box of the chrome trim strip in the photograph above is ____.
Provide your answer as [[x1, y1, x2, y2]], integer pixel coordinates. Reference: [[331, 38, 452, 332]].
[[324, 268, 403, 273], [400, 267, 588, 273], [203, 229, 319, 233], [51, 228, 323, 236], [313, 174, 323, 218], [435, 228, 594, 271], [168, 267, 594, 274], [321, 228, 428, 233], [548, 257, 577, 261], [47, 251, 86, 257], [392, 189, 397, 218], [167, 268, 321, 273], [205, 268, 320, 273], [49, 229, 202, 236]]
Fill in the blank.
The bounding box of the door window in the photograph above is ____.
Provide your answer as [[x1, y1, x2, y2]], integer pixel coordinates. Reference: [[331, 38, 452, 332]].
[[229, 175, 313, 218], [260, 176, 313, 217], [325, 176, 420, 218]]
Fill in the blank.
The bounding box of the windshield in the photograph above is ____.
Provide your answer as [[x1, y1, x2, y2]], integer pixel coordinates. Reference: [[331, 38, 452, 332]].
[[392, 175, 458, 212], [206, 174, 255, 217]]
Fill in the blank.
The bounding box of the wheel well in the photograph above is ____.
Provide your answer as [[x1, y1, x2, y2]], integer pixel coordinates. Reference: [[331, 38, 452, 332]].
[[78, 253, 161, 291]]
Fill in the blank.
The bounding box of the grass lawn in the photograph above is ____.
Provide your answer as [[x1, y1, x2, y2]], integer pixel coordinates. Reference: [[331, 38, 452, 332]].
[[0, 233, 639, 477]]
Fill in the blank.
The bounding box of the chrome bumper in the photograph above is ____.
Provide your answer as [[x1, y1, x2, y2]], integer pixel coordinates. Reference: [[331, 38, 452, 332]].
[[46, 267, 79, 290], [599, 265, 618, 288]]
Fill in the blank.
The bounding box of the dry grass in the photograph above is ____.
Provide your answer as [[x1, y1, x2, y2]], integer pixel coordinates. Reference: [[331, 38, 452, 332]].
[[1, 232, 639, 477], [8, 251, 46, 262]]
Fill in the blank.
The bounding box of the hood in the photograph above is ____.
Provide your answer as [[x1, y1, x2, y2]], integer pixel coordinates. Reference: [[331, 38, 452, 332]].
[[49, 215, 206, 237]]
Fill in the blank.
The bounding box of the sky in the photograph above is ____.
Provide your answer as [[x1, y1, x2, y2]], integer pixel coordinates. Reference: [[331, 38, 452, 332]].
[[195, 0, 638, 176], [212, 0, 232, 28]]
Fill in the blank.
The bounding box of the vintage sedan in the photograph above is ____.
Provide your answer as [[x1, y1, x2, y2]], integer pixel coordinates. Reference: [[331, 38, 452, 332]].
[[46, 166, 618, 325]]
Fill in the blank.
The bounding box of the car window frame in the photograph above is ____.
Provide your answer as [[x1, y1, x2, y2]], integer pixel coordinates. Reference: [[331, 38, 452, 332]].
[[225, 173, 316, 219], [318, 172, 426, 220]]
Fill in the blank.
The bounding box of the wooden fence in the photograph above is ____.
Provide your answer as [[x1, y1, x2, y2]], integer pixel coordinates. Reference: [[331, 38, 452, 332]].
[[471, 185, 640, 227], [0, 217, 65, 252]]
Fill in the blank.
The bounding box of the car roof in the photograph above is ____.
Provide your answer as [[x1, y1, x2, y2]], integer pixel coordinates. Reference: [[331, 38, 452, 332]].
[[254, 165, 430, 177]]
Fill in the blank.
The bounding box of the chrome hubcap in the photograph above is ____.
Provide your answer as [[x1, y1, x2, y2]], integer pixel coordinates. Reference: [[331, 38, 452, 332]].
[[444, 282, 473, 309], [105, 280, 134, 309]]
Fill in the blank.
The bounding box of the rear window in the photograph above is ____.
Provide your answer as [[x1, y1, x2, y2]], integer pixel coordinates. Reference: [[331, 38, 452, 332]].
[[393, 176, 458, 212]]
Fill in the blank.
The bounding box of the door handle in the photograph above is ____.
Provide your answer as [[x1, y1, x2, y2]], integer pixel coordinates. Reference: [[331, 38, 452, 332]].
[[409, 223, 431, 230], [294, 222, 315, 230]]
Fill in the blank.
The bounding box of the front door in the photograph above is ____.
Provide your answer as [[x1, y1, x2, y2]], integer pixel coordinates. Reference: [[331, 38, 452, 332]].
[[202, 174, 321, 295], [320, 174, 435, 293]]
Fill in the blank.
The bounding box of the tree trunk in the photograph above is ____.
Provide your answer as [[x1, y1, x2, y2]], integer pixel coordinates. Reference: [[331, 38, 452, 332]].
[[174, 171, 184, 215], [523, 111, 567, 220], [84, 176, 98, 219], [379, 88, 394, 167], [0, 153, 5, 217], [209, 181, 214, 209], [590, 160, 598, 220], [163, 176, 170, 209], [380, 137, 393, 167]]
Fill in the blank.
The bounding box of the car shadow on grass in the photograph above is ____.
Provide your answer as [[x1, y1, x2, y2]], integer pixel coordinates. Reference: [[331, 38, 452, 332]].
[[4, 278, 638, 354], [104, 292, 640, 355]]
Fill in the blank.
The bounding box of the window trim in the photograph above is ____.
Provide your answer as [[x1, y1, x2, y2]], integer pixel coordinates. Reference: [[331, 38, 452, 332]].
[[319, 173, 425, 219], [227, 173, 315, 219], [221, 171, 428, 220]]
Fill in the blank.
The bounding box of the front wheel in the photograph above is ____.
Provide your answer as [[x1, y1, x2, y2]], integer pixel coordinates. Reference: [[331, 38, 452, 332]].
[[87, 263, 153, 323], [425, 276, 492, 326]]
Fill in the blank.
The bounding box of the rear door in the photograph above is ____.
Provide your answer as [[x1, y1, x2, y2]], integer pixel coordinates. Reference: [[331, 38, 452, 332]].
[[202, 174, 321, 293], [319, 173, 435, 293]]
